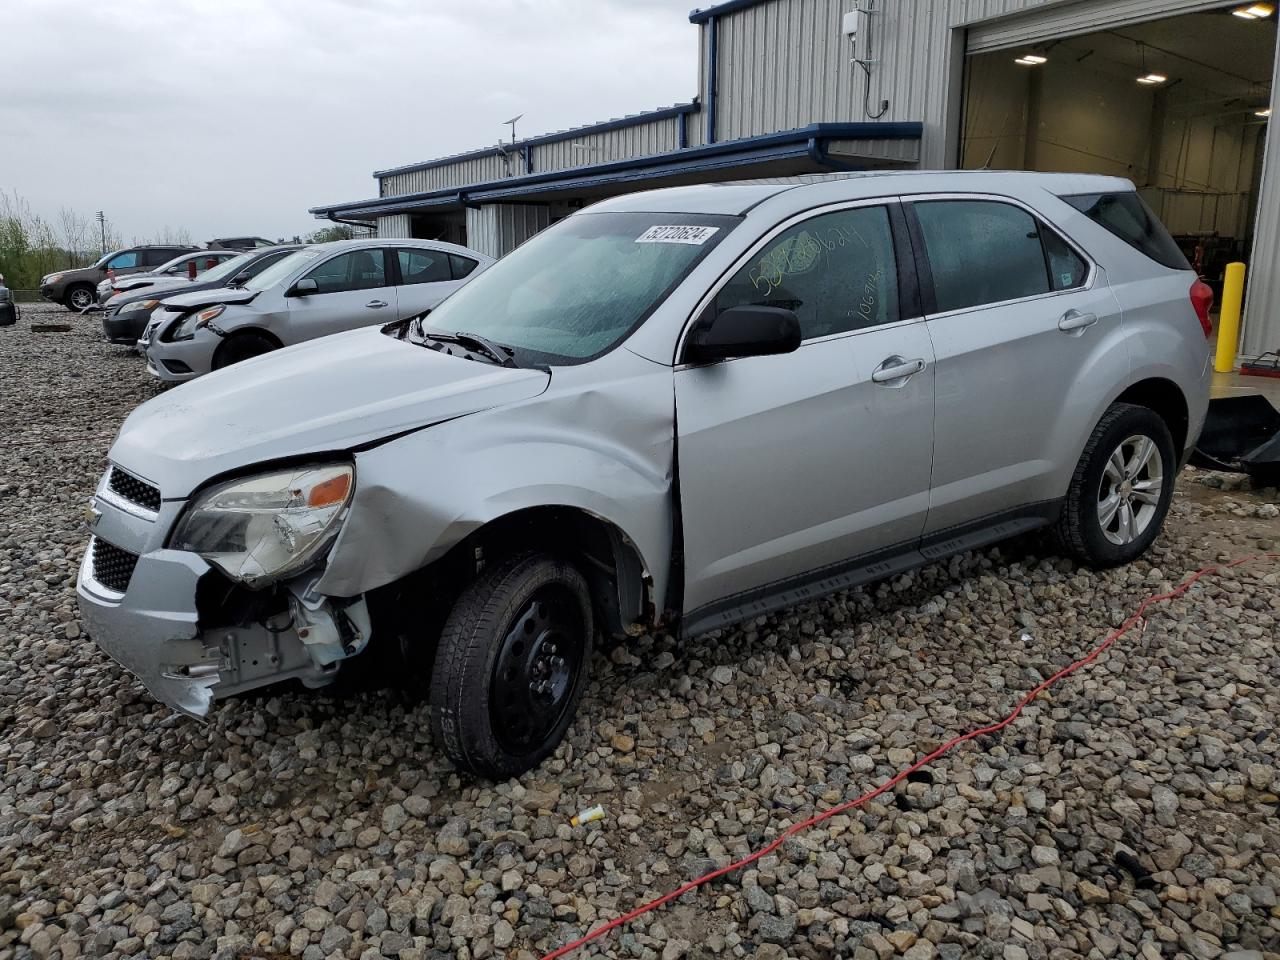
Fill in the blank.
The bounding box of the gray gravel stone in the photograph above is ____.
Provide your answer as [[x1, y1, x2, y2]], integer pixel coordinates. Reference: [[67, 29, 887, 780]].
[[2, 316, 1279, 959]]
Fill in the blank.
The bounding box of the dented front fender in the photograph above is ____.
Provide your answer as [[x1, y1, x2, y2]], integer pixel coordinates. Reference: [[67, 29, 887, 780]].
[[314, 350, 676, 606]]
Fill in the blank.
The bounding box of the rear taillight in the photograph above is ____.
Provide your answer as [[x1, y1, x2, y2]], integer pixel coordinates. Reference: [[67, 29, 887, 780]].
[[1190, 279, 1214, 338]]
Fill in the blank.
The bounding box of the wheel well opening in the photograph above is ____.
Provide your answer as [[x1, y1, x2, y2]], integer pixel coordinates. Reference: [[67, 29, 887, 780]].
[[461, 507, 652, 641], [365, 507, 653, 672], [225, 328, 284, 349], [1115, 378, 1189, 455]]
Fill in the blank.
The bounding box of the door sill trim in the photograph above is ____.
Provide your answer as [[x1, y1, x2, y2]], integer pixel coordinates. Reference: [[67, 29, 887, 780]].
[[681, 500, 1061, 639]]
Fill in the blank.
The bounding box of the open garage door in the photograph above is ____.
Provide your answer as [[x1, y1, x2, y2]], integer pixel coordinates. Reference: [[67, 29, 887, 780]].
[[962, 6, 1277, 308], [967, 0, 1240, 53]]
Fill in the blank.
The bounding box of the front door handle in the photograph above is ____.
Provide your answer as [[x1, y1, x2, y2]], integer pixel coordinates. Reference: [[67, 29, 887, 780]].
[[871, 356, 927, 383], [1058, 310, 1098, 332], [365, 299, 389, 309]]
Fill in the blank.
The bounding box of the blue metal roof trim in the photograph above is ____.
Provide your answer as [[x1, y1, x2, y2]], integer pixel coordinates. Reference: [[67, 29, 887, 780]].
[[311, 122, 923, 218], [689, 0, 771, 24], [373, 102, 701, 179]]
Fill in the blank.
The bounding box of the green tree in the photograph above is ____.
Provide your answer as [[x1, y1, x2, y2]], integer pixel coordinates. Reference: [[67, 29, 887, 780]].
[[306, 224, 357, 244]]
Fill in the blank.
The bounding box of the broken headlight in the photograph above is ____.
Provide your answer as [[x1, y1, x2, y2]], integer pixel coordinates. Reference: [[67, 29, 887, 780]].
[[171, 463, 353, 587]]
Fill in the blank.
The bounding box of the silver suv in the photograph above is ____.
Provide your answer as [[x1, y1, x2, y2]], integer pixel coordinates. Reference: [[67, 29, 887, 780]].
[[78, 172, 1211, 778]]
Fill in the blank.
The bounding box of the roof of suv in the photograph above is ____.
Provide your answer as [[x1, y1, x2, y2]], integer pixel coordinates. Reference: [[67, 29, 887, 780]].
[[591, 170, 1138, 217]]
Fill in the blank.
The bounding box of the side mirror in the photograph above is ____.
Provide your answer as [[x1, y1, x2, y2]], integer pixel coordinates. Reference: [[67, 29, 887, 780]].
[[289, 278, 319, 296], [231, 271, 252, 285], [684, 305, 801, 364]]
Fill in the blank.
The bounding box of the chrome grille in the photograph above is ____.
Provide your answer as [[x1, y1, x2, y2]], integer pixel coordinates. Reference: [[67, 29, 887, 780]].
[[107, 467, 161, 513], [90, 538, 139, 594]]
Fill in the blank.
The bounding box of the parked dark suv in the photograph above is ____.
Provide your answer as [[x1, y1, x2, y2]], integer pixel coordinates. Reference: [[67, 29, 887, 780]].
[[40, 245, 196, 311]]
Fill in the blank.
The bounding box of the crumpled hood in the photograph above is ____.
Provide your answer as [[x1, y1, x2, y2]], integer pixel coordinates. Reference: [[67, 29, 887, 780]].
[[110, 328, 550, 498], [156, 286, 259, 312]]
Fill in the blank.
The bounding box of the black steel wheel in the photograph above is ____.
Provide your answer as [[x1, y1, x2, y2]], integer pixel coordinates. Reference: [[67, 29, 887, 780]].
[[430, 553, 593, 779], [489, 585, 586, 755]]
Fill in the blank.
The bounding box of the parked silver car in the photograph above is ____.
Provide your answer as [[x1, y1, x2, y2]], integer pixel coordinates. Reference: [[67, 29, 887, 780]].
[[96, 249, 240, 304], [78, 171, 1211, 777], [140, 238, 492, 380]]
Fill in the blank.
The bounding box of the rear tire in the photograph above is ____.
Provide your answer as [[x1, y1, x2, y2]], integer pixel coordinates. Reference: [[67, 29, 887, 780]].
[[430, 552, 593, 779], [1054, 403, 1176, 569], [212, 332, 277, 369], [64, 285, 95, 312]]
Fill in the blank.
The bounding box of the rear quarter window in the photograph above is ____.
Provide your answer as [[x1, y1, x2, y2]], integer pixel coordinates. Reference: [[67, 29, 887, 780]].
[[1060, 192, 1190, 271]]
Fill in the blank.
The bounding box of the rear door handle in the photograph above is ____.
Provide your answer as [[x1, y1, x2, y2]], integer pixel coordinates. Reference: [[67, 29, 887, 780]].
[[1058, 310, 1098, 332], [871, 356, 927, 383], [366, 299, 389, 309]]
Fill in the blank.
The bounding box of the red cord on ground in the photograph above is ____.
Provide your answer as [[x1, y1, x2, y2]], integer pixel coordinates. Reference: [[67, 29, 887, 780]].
[[540, 553, 1279, 960]]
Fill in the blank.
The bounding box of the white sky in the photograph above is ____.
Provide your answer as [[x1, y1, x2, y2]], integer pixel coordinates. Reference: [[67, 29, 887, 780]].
[[0, 0, 699, 244]]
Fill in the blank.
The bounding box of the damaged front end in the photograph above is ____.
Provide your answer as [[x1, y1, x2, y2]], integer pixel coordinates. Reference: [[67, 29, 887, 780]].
[[76, 460, 370, 717]]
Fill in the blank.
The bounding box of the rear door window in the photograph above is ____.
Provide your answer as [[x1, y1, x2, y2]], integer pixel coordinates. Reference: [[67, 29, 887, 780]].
[[913, 200, 1050, 313], [713, 205, 900, 340], [396, 249, 452, 285]]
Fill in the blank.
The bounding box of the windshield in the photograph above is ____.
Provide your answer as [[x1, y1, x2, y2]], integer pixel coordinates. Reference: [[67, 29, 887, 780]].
[[196, 252, 256, 285], [422, 212, 738, 364], [244, 247, 322, 292], [155, 252, 199, 273]]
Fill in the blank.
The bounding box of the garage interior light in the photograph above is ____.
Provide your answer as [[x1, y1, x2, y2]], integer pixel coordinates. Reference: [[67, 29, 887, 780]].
[[1137, 73, 1169, 85], [1233, 3, 1275, 19], [1015, 53, 1048, 66]]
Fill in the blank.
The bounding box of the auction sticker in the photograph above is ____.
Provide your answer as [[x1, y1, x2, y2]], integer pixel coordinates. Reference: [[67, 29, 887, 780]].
[[635, 225, 720, 245]]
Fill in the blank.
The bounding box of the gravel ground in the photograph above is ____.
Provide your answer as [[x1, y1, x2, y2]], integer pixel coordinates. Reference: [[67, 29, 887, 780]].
[[2, 303, 1279, 960]]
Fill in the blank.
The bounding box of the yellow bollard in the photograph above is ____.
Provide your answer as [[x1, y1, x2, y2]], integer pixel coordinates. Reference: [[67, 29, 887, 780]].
[[1214, 261, 1247, 373]]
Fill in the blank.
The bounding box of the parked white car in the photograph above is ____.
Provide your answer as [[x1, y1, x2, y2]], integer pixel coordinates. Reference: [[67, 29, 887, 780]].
[[140, 238, 492, 380]]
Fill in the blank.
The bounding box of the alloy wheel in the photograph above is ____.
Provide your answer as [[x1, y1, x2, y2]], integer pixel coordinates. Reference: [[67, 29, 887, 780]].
[[1097, 433, 1164, 546], [69, 288, 94, 311]]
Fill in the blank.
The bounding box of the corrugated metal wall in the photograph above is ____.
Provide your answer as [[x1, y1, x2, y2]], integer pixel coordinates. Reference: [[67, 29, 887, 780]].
[[710, 0, 971, 166], [465, 204, 552, 260], [380, 116, 696, 200], [533, 117, 686, 171], [376, 214, 412, 239]]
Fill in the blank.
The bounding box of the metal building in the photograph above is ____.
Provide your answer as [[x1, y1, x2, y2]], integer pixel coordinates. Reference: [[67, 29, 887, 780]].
[[310, 0, 1280, 358]]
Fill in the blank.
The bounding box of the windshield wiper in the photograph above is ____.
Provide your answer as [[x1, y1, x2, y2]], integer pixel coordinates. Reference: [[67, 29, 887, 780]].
[[420, 330, 517, 368]]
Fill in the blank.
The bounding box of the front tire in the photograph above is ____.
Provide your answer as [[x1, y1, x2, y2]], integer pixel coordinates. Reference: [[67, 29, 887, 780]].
[[64, 285, 95, 312], [1054, 403, 1176, 568], [430, 553, 593, 779]]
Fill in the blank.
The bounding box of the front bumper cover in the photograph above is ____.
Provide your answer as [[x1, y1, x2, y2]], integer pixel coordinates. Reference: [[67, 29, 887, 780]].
[[103, 307, 152, 344], [145, 327, 219, 382], [77, 547, 220, 716]]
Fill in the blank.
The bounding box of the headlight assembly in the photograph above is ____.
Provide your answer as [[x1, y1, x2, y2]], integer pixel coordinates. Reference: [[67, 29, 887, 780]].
[[171, 463, 354, 586], [120, 299, 160, 313], [175, 304, 226, 339]]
